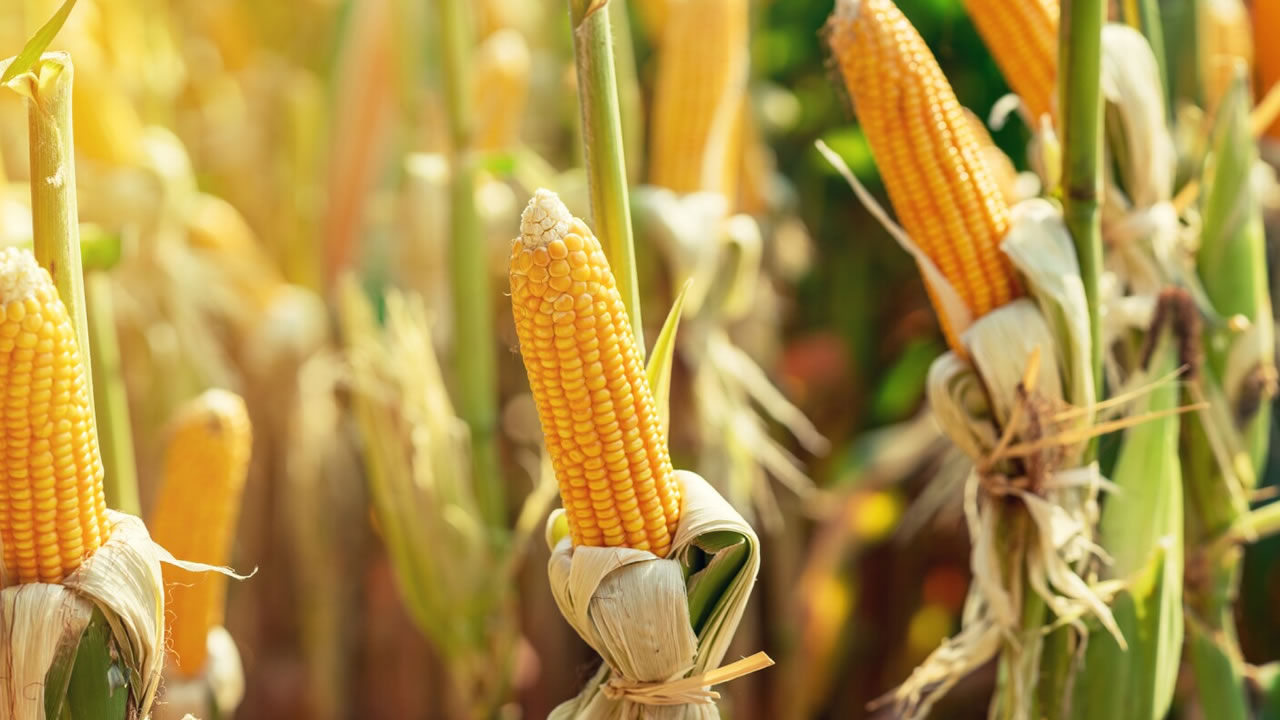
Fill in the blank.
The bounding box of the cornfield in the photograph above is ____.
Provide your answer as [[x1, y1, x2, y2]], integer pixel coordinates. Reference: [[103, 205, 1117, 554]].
[[1, 0, 1280, 719]]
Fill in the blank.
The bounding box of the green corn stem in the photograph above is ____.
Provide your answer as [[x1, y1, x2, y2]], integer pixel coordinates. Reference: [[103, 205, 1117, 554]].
[[990, 507, 1044, 720], [1121, 0, 1168, 114], [1058, 0, 1105, 423], [568, 0, 644, 353], [437, 0, 505, 529], [1161, 0, 1202, 109], [1228, 500, 1280, 544], [3, 53, 95, 413], [87, 272, 140, 516], [1031, 3, 1105, 716]]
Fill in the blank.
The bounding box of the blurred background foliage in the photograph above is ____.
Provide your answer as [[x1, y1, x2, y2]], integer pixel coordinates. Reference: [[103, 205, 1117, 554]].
[[0, 0, 1278, 718]]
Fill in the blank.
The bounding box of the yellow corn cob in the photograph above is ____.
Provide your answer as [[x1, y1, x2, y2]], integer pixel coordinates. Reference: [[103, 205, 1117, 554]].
[[648, 0, 750, 199], [148, 389, 252, 677], [962, 108, 1022, 207], [1202, 0, 1252, 115], [0, 248, 109, 586], [963, 0, 1059, 124], [828, 0, 1022, 350], [510, 190, 681, 557], [472, 29, 532, 152]]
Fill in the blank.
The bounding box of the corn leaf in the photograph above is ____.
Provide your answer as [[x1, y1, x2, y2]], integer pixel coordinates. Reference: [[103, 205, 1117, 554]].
[[1073, 337, 1182, 720], [1189, 623, 1249, 720], [646, 280, 690, 437], [1, 0, 78, 84], [1258, 662, 1280, 720], [1197, 73, 1273, 473], [685, 530, 750, 634]]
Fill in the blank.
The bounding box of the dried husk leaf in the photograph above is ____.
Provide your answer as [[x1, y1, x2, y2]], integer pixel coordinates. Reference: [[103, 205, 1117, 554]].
[[153, 626, 245, 720], [547, 471, 761, 719], [1, 511, 168, 720]]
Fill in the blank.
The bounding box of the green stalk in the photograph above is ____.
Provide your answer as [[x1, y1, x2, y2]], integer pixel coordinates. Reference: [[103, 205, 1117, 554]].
[[1033, 5, 1105, 718], [86, 272, 140, 516], [1125, 0, 1168, 115], [1058, 0, 1105, 411], [568, 0, 644, 353], [9, 54, 94, 410], [437, 0, 504, 528]]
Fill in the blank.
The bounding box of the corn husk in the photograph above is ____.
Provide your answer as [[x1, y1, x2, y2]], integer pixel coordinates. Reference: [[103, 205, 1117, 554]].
[[546, 470, 764, 720], [1072, 331, 1183, 720], [152, 626, 245, 720], [1, 512, 166, 720], [859, 199, 1121, 720]]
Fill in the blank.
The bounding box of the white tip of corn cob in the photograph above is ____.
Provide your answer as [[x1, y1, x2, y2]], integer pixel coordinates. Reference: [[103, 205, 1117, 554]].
[[0, 248, 46, 303], [519, 189, 574, 249]]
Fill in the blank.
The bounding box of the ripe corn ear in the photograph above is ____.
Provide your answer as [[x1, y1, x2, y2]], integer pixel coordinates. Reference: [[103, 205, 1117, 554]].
[[1202, 0, 1252, 115], [148, 389, 252, 677], [472, 29, 531, 152], [1254, 0, 1280, 138], [828, 0, 1022, 350], [648, 0, 749, 199], [510, 190, 682, 557], [0, 248, 109, 586], [963, 0, 1059, 124]]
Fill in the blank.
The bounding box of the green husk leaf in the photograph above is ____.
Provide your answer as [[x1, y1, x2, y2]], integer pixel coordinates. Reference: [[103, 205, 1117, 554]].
[[1259, 662, 1280, 720], [63, 610, 129, 720], [646, 280, 691, 437], [685, 530, 749, 634], [41, 626, 80, 720], [0, 0, 78, 84], [1197, 71, 1273, 471], [1189, 621, 1249, 720], [1072, 337, 1183, 720]]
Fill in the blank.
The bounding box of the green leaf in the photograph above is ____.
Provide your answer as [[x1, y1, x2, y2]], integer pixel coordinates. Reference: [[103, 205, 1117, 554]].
[[684, 530, 749, 635], [64, 609, 129, 720], [1, 0, 78, 84], [1189, 623, 1250, 720], [42, 625, 81, 720], [1074, 337, 1183, 720], [646, 280, 690, 437], [1258, 662, 1280, 720]]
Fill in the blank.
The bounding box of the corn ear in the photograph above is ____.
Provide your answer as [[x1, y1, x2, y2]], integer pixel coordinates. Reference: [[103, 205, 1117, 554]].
[[510, 190, 682, 557]]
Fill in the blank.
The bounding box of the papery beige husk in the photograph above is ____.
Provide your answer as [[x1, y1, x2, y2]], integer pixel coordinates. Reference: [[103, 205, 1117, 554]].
[[1, 511, 166, 720], [547, 471, 760, 720], [887, 201, 1121, 720], [152, 626, 245, 720]]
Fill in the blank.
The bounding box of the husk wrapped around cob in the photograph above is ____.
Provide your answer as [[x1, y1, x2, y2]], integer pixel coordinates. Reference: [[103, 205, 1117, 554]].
[[823, 2, 1140, 717], [0, 247, 166, 720], [511, 190, 768, 718]]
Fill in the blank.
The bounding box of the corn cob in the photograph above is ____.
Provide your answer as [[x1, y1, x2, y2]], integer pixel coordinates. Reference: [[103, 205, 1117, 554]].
[[0, 248, 109, 586], [648, 0, 749, 199], [828, 0, 1022, 349], [1202, 0, 1252, 115], [510, 190, 682, 557], [962, 0, 1059, 124], [962, 108, 1022, 207], [472, 29, 531, 152], [148, 389, 252, 677], [1254, 0, 1280, 138]]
